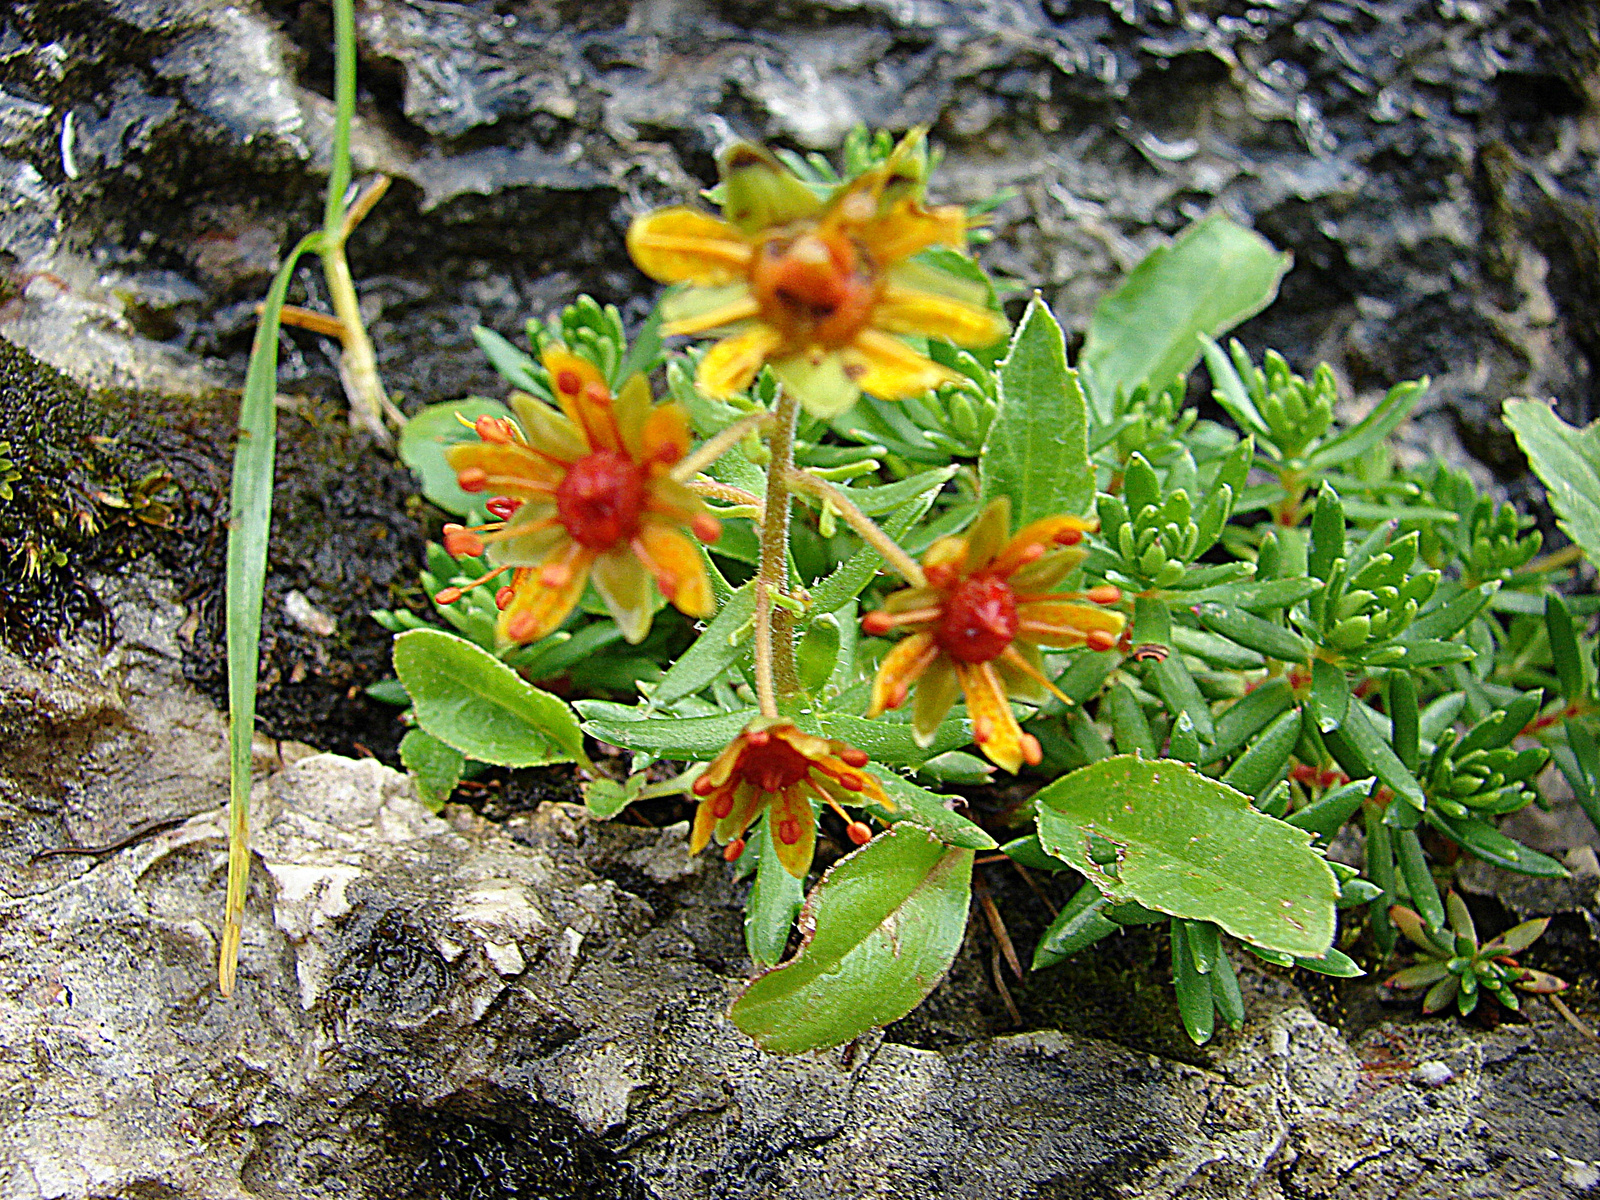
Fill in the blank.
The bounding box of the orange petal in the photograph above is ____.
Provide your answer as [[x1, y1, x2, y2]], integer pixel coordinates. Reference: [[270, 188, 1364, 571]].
[[640, 403, 691, 466], [716, 780, 769, 845], [591, 548, 656, 644], [626, 207, 752, 285], [495, 541, 593, 646], [697, 326, 785, 398], [992, 515, 1095, 577], [856, 199, 967, 262], [841, 329, 959, 401], [542, 347, 623, 452], [690, 792, 720, 854], [957, 661, 1028, 774], [1016, 600, 1127, 647], [769, 786, 817, 878], [445, 441, 565, 495], [867, 630, 939, 717], [634, 523, 715, 618], [873, 283, 1009, 348]]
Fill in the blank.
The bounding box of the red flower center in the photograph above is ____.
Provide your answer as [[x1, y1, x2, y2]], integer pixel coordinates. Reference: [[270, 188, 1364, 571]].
[[735, 732, 814, 794], [751, 231, 879, 349], [555, 451, 647, 550], [935, 574, 1018, 664]]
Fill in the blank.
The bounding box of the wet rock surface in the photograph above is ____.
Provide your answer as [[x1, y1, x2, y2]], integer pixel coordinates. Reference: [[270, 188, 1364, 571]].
[[3, 0, 1600, 1197]]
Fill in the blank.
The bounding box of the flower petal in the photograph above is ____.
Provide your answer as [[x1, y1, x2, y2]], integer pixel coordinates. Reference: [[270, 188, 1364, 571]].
[[1016, 600, 1126, 647], [771, 349, 862, 420], [874, 282, 1009, 348], [841, 329, 959, 401], [690, 791, 720, 854], [719, 142, 825, 233], [769, 785, 817, 878], [634, 523, 715, 618], [592, 547, 656, 644], [856, 199, 967, 262], [640, 403, 691, 467], [958, 660, 1031, 774], [627, 207, 752, 285], [912, 653, 961, 745], [613, 373, 653, 460], [993, 516, 1095, 578], [662, 284, 762, 336], [543, 347, 624, 453], [697, 326, 785, 398], [995, 643, 1052, 705], [867, 630, 939, 716], [508, 393, 588, 463], [717, 779, 769, 845], [1007, 548, 1088, 596], [496, 542, 593, 645], [446, 441, 565, 495], [963, 498, 1012, 573], [484, 511, 564, 567]]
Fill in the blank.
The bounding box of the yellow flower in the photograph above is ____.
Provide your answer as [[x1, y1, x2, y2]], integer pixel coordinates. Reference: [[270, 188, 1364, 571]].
[[627, 133, 1008, 418], [690, 718, 893, 878], [862, 499, 1127, 773], [444, 347, 720, 646]]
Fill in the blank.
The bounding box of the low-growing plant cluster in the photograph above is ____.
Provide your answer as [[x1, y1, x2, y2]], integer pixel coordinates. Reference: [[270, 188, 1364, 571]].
[[215, 3, 1600, 1047]]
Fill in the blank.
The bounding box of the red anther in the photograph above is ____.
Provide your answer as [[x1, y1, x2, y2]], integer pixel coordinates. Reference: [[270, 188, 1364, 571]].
[[486, 496, 522, 520], [972, 715, 993, 744], [583, 381, 611, 408], [494, 586, 515, 610], [457, 467, 488, 493], [540, 561, 572, 587], [1020, 733, 1043, 766], [712, 793, 735, 819], [839, 747, 869, 768], [1055, 528, 1084, 546], [1016, 542, 1046, 565], [692, 513, 722, 544], [861, 610, 895, 636], [778, 817, 802, 845], [474, 415, 515, 444], [506, 611, 539, 641], [1087, 585, 1122, 605], [834, 772, 864, 792], [846, 821, 873, 846], [692, 774, 716, 796], [442, 524, 485, 558], [556, 369, 582, 396], [1086, 629, 1120, 652], [925, 564, 957, 588], [885, 682, 909, 710], [745, 728, 770, 747], [434, 587, 464, 605], [723, 838, 746, 862]]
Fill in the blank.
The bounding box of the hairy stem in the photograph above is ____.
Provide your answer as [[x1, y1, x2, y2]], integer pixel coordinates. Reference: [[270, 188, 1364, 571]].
[[786, 468, 926, 586], [671, 410, 773, 484], [754, 388, 801, 717]]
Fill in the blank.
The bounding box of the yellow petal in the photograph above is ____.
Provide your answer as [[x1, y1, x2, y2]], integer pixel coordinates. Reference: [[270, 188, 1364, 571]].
[[591, 547, 656, 644], [857, 199, 966, 261], [770, 349, 861, 420], [508, 392, 587, 462], [697, 326, 785, 398], [719, 143, 825, 233], [495, 542, 593, 646], [445, 442, 564, 494], [627, 207, 751, 285], [542, 346, 626, 452], [613, 373, 652, 460], [912, 653, 961, 746], [661, 285, 761, 337], [957, 661, 1027, 774], [690, 793, 720, 854], [769, 786, 817, 878], [640, 403, 691, 467], [963, 497, 1012, 573], [842, 329, 960, 401], [1016, 600, 1126, 647], [867, 630, 939, 717], [635, 523, 715, 618], [874, 283, 1008, 348], [485, 511, 564, 567]]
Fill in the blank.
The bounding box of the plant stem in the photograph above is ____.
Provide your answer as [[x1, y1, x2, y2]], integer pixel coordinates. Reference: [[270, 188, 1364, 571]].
[[754, 388, 801, 717], [786, 468, 926, 586], [671, 410, 772, 484]]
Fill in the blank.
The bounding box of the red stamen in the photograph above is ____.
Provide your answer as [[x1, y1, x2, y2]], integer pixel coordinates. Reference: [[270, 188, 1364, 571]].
[[972, 715, 993, 744], [1087, 585, 1122, 605], [494, 586, 515, 609], [846, 821, 873, 846], [778, 817, 802, 845], [839, 747, 869, 768], [1020, 733, 1043, 766], [556, 369, 582, 397], [723, 838, 746, 862], [474, 415, 516, 444], [833, 772, 865, 792], [435, 587, 463, 605], [712, 793, 735, 819], [458, 467, 488, 493], [862, 611, 894, 636], [442, 523, 485, 558], [1086, 629, 1119, 652], [1015, 542, 1046, 566], [506, 611, 539, 641], [1055, 528, 1084, 546], [692, 775, 716, 797], [692, 513, 721, 544]]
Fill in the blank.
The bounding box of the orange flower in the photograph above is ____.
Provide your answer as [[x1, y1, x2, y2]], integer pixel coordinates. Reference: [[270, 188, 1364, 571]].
[[444, 347, 720, 646], [626, 133, 1008, 419], [690, 718, 894, 878], [862, 499, 1126, 773]]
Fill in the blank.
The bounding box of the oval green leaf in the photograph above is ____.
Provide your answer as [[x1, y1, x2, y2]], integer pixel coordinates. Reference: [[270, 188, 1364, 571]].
[[729, 823, 974, 1054], [399, 728, 465, 811], [1034, 754, 1338, 959], [398, 396, 516, 516], [394, 628, 585, 767]]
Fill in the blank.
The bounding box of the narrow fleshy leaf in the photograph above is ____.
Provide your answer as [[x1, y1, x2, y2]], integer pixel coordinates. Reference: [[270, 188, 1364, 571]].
[[575, 700, 755, 759], [1032, 882, 1120, 968], [730, 824, 974, 1054]]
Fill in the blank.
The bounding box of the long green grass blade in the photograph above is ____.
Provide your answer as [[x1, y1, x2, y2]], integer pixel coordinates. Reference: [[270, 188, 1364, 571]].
[[220, 231, 321, 997]]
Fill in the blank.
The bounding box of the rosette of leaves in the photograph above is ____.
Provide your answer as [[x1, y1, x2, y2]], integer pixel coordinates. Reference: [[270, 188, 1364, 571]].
[[1386, 893, 1566, 1017]]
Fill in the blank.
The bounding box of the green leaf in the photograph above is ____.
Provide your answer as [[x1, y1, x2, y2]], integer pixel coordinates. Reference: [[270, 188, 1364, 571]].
[[1503, 400, 1600, 566], [575, 700, 754, 759], [399, 728, 465, 811], [1425, 810, 1569, 878], [818, 712, 974, 767], [1032, 883, 1120, 968], [1220, 707, 1301, 800], [1546, 594, 1586, 704], [394, 628, 585, 767], [1150, 652, 1215, 743], [1322, 701, 1426, 810], [472, 324, 545, 393], [1034, 755, 1338, 958], [1309, 658, 1350, 733], [1081, 216, 1290, 404], [1170, 920, 1216, 1044], [1307, 379, 1428, 469], [862, 766, 997, 850], [398, 397, 515, 516], [366, 678, 412, 706], [980, 296, 1092, 523], [1000, 834, 1070, 872], [651, 584, 755, 706], [746, 814, 804, 968], [729, 824, 974, 1054], [808, 481, 943, 614], [1194, 602, 1312, 663]]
